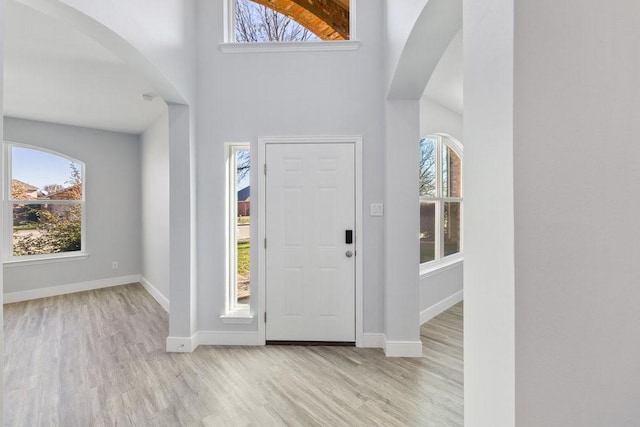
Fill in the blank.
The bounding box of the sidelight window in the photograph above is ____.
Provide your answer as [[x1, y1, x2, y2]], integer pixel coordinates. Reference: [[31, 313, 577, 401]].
[[226, 143, 251, 311]]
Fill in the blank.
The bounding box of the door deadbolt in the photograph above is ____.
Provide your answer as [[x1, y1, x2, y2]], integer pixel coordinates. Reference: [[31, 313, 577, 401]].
[[346, 251, 353, 258]]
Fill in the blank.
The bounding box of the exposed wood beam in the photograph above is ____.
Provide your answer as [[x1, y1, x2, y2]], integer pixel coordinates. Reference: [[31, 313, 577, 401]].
[[252, 0, 349, 40]]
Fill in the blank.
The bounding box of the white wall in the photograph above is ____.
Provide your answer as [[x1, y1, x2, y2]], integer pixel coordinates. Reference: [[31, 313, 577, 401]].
[[0, 0, 5, 420], [3, 117, 141, 295], [167, 103, 197, 340], [195, 0, 386, 335], [420, 97, 463, 142], [464, 0, 515, 424], [140, 110, 170, 308], [384, 0, 429, 91], [419, 262, 462, 322], [513, 0, 640, 424], [383, 100, 422, 354], [52, 0, 197, 104], [385, 0, 461, 98]]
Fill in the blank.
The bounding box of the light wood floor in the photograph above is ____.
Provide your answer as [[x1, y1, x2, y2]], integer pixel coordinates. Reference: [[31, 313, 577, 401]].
[[3, 284, 463, 426]]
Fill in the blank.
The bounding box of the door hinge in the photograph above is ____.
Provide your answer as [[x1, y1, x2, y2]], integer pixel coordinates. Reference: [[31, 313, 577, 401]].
[[264, 238, 267, 249], [264, 312, 267, 323], [264, 164, 267, 175]]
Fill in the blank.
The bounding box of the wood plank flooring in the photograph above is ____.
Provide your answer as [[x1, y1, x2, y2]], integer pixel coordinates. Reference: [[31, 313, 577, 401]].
[[3, 284, 463, 426]]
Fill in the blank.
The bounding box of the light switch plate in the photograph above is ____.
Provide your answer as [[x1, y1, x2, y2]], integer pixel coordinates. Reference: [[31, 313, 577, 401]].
[[370, 203, 384, 217]]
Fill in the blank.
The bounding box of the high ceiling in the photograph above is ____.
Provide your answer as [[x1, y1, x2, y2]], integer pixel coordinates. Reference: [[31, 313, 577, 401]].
[[3, 0, 459, 135], [423, 30, 463, 116], [3, 1, 165, 134]]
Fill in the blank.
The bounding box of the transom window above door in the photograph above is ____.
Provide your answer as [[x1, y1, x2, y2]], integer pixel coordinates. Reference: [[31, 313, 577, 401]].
[[229, 0, 351, 42], [419, 134, 463, 267]]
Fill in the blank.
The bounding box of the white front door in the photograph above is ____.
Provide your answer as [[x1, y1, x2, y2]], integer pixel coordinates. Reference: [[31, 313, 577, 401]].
[[265, 143, 355, 342]]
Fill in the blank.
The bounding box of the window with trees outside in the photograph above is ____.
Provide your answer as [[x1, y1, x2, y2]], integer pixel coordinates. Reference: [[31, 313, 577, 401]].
[[4, 144, 85, 261], [227, 144, 251, 311], [231, 0, 350, 42], [420, 134, 463, 266]]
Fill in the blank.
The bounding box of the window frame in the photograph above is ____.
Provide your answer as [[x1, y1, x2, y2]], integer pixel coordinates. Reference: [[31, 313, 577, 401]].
[[3, 142, 87, 264], [419, 134, 463, 272], [221, 0, 359, 52], [225, 142, 251, 316]]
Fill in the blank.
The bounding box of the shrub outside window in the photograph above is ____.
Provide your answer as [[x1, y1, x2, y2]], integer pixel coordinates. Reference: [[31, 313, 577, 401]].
[[420, 134, 463, 265], [4, 144, 85, 261]]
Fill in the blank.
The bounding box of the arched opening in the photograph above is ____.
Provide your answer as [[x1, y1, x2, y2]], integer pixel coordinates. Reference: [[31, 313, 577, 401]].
[[389, 0, 516, 421], [1, 3, 188, 421], [6, 0, 197, 345], [382, 0, 464, 403]]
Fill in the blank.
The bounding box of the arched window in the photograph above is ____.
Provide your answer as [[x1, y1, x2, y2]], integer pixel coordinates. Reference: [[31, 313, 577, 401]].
[[419, 134, 463, 266], [4, 144, 85, 261]]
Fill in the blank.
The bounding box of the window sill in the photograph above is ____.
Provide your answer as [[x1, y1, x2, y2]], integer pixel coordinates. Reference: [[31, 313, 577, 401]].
[[219, 40, 360, 54], [220, 312, 255, 324], [4, 252, 88, 268], [420, 255, 463, 278]]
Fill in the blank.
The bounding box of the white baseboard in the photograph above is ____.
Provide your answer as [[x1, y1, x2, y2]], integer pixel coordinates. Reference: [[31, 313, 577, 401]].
[[384, 338, 423, 358], [139, 276, 169, 312], [361, 333, 385, 349], [3, 274, 140, 304], [197, 331, 261, 346], [420, 289, 463, 324], [166, 335, 196, 353], [166, 331, 261, 352]]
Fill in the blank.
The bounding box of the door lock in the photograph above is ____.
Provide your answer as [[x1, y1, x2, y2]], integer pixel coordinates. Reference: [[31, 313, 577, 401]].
[[346, 251, 353, 258], [345, 230, 353, 244]]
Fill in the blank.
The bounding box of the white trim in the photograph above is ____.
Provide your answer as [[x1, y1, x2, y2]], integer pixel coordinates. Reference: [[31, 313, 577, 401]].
[[223, 0, 234, 43], [3, 142, 87, 264], [383, 338, 424, 358], [354, 136, 363, 347], [419, 134, 464, 265], [166, 330, 262, 352], [4, 252, 88, 267], [219, 40, 360, 53], [257, 135, 364, 347], [139, 276, 169, 312], [166, 335, 196, 353], [420, 290, 464, 325], [197, 331, 261, 346], [361, 333, 385, 349], [3, 274, 140, 304], [225, 143, 251, 313], [220, 313, 255, 324], [420, 256, 463, 277], [349, 0, 357, 42]]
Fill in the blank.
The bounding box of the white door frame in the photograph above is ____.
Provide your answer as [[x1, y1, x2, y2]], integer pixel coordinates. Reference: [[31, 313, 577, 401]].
[[257, 135, 363, 346]]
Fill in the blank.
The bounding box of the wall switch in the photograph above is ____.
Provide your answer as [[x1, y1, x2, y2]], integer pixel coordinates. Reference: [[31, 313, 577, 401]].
[[112, 262, 119, 269], [370, 203, 384, 217]]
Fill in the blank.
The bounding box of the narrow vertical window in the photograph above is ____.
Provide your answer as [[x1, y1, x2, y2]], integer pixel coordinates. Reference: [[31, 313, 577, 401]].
[[227, 144, 251, 310], [4, 144, 85, 260], [419, 135, 463, 266]]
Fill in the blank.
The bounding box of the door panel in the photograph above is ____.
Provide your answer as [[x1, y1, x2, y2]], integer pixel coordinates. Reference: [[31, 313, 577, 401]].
[[266, 143, 355, 342]]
